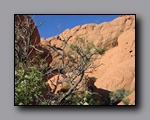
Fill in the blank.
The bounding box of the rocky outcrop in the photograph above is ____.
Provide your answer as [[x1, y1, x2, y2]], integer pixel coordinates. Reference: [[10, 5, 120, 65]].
[[49, 15, 135, 49], [91, 29, 135, 91], [40, 15, 135, 105]]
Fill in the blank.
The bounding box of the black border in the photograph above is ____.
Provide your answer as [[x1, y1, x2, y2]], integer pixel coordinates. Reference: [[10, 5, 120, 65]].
[[14, 14, 137, 109]]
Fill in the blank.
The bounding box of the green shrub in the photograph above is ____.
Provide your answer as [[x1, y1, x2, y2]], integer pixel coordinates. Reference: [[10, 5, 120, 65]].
[[109, 88, 131, 105], [122, 98, 131, 105], [70, 44, 79, 51], [95, 47, 108, 55], [60, 90, 100, 105], [15, 62, 47, 105]]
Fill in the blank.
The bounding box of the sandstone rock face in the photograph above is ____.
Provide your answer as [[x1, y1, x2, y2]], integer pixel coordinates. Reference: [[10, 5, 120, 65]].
[[92, 29, 135, 91], [41, 15, 135, 105]]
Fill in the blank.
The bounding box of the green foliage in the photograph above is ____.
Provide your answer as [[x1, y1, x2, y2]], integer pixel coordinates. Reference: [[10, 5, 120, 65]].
[[82, 57, 90, 65], [77, 91, 100, 105], [84, 43, 94, 56], [122, 98, 131, 105], [70, 44, 79, 51], [15, 62, 47, 105], [67, 54, 76, 61], [39, 101, 49, 105], [109, 88, 131, 105], [61, 91, 100, 105], [95, 46, 108, 55]]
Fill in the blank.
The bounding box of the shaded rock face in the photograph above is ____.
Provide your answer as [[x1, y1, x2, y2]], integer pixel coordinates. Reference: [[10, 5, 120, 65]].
[[15, 15, 52, 65], [40, 15, 135, 105], [15, 15, 40, 42], [15, 15, 40, 57]]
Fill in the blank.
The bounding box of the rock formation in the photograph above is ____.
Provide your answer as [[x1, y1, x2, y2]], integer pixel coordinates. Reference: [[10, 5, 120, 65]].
[[15, 15, 40, 57], [15, 15, 52, 66], [40, 15, 135, 105]]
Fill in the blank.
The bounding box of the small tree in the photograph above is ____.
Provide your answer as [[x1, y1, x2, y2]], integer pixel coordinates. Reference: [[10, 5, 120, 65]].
[[45, 36, 107, 105]]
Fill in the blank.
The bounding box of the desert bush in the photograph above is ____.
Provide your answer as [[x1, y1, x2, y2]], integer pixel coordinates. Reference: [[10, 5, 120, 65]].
[[58, 89, 100, 105], [15, 61, 48, 105], [95, 46, 108, 55], [109, 88, 131, 105], [122, 98, 131, 105]]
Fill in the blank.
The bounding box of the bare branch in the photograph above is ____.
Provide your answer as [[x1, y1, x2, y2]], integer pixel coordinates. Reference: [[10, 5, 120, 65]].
[[37, 20, 46, 27], [58, 70, 85, 104]]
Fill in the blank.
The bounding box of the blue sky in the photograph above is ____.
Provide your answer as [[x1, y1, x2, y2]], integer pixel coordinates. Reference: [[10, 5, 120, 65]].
[[30, 15, 119, 39]]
